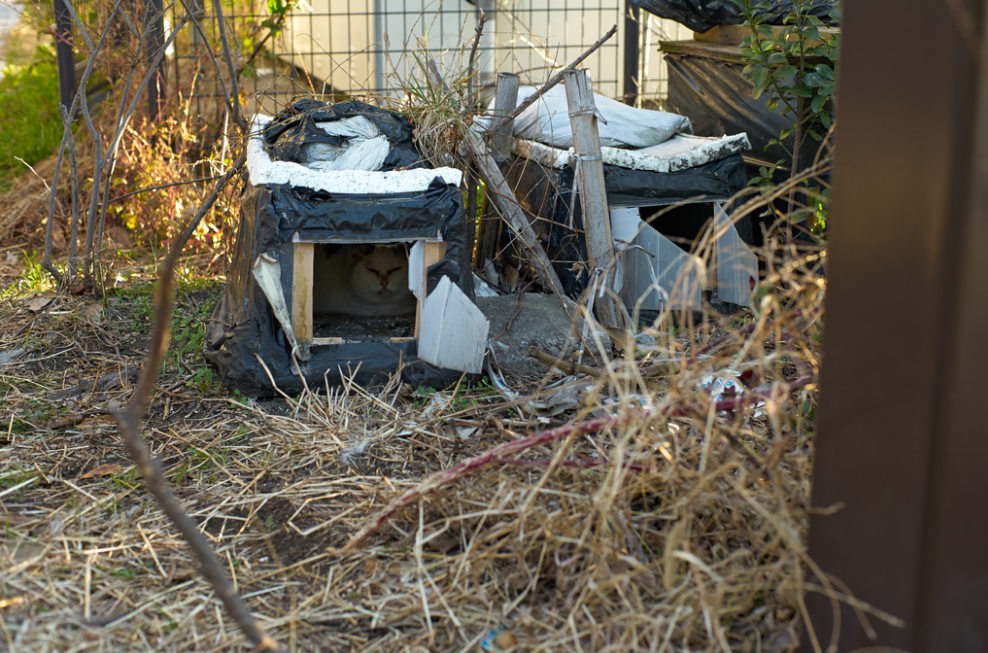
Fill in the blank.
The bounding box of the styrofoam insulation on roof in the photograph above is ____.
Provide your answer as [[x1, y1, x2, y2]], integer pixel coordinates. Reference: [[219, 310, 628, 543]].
[[513, 132, 751, 173], [247, 114, 463, 194]]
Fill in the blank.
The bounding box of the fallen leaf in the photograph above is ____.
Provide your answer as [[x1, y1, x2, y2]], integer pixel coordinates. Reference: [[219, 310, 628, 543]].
[[80, 463, 123, 479], [23, 294, 57, 312]]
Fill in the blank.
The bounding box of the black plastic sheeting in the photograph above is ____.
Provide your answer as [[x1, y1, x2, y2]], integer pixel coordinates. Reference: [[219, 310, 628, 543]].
[[632, 0, 836, 33], [262, 98, 427, 171], [664, 53, 832, 243], [204, 175, 475, 396], [506, 153, 747, 296]]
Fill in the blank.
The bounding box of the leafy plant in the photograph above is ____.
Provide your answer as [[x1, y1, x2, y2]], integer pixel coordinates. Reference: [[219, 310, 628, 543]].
[[731, 0, 840, 235]]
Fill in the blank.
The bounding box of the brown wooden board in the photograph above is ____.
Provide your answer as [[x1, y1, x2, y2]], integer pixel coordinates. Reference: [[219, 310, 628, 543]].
[[806, 0, 988, 650]]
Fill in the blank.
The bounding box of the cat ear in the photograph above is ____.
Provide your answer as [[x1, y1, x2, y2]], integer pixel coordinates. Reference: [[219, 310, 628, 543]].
[[347, 243, 370, 261], [393, 243, 409, 256]]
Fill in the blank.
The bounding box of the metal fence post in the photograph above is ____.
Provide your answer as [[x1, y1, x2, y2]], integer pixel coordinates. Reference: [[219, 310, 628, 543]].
[[53, 0, 75, 113], [146, 0, 166, 119], [623, 0, 639, 106]]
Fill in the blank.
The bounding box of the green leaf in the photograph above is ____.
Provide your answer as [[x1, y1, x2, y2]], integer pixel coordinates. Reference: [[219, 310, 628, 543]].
[[752, 85, 765, 100], [816, 64, 835, 81], [753, 67, 770, 87], [811, 93, 829, 113], [819, 109, 832, 128], [774, 64, 798, 79], [807, 129, 823, 142], [790, 84, 814, 98], [780, 127, 794, 140]]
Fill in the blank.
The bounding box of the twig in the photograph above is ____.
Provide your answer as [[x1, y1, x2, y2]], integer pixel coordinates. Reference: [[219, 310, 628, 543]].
[[464, 8, 487, 109], [499, 458, 645, 472], [507, 24, 617, 121], [337, 375, 812, 553], [526, 347, 603, 377], [108, 176, 224, 204]]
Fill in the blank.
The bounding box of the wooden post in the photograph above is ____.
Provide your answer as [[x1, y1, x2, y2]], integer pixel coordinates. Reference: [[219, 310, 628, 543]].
[[563, 69, 625, 329], [490, 72, 519, 164], [292, 242, 313, 359]]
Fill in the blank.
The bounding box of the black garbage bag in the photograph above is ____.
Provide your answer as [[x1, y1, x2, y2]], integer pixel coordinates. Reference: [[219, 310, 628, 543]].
[[261, 98, 428, 171], [632, 0, 837, 33]]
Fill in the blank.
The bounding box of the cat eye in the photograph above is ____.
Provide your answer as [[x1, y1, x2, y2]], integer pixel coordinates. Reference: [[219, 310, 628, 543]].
[[387, 267, 400, 274]]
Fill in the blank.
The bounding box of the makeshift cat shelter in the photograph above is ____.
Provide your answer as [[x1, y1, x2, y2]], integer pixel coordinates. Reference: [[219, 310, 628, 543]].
[[476, 85, 757, 315], [205, 100, 488, 395]]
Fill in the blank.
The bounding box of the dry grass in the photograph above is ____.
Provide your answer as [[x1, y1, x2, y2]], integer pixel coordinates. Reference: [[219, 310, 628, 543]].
[[0, 228, 859, 652]]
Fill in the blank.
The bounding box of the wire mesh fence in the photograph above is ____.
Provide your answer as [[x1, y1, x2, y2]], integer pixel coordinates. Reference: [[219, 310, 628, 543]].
[[159, 0, 692, 123]]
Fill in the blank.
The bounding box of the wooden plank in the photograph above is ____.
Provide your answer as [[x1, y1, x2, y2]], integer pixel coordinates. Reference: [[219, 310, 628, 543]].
[[563, 69, 626, 329], [693, 24, 839, 47], [414, 241, 447, 340], [713, 203, 758, 307], [311, 337, 414, 346], [292, 242, 314, 359], [489, 72, 519, 164]]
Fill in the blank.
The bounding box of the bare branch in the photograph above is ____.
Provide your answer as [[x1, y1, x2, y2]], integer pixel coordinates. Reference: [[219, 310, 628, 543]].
[[507, 24, 617, 121], [112, 151, 282, 652]]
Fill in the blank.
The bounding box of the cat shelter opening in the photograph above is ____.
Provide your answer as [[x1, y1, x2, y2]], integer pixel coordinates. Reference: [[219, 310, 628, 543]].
[[204, 101, 489, 396]]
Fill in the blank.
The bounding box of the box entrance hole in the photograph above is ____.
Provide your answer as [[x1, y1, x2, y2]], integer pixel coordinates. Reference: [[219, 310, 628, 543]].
[[309, 242, 418, 340]]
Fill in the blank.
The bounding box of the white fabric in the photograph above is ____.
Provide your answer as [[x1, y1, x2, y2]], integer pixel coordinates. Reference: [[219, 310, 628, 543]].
[[302, 116, 391, 172], [483, 85, 692, 149]]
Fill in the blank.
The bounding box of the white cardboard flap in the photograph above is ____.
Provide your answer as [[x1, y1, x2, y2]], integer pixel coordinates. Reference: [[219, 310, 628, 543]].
[[251, 254, 301, 353], [617, 216, 703, 312], [418, 277, 489, 374], [408, 241, 425, 299]]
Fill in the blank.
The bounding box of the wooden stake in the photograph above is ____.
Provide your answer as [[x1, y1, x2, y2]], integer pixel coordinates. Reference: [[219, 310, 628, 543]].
[[563, 69, 625, 329], [490, 72, 519, 164]]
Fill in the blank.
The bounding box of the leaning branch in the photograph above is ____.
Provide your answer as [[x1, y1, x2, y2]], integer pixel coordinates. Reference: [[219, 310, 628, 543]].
[[507, 24, 617, 120]]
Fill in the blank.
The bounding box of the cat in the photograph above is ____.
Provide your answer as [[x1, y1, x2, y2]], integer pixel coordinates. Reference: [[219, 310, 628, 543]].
[[312, 243, 416, 317]]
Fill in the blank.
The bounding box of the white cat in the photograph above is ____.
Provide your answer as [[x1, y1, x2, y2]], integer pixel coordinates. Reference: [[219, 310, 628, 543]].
[[312, 244, 416, 316]]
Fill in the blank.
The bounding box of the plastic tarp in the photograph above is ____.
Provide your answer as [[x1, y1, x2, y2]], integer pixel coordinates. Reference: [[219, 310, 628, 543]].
[[476, 85, 692, 149], [664, 54, 828, 180], [632, 0, 837, 33], [204, 102, 477, 396]]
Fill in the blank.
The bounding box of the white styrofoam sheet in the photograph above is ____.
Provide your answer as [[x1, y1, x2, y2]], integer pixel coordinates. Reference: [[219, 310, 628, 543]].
[[247, 114, 463, 194], [513, 132, 750, 173]]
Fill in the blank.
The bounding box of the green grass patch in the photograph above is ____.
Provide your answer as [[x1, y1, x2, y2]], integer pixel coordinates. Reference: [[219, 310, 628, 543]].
[[0, 46, 62, 188]]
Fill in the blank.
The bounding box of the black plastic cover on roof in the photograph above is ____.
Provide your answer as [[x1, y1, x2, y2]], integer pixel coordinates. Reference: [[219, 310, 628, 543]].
[[262, 98, 428, 171], [631, 0, 836, 33]]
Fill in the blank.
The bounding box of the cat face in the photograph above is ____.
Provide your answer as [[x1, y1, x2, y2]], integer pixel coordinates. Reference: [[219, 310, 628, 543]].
[[348, 244, 413, 305]]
